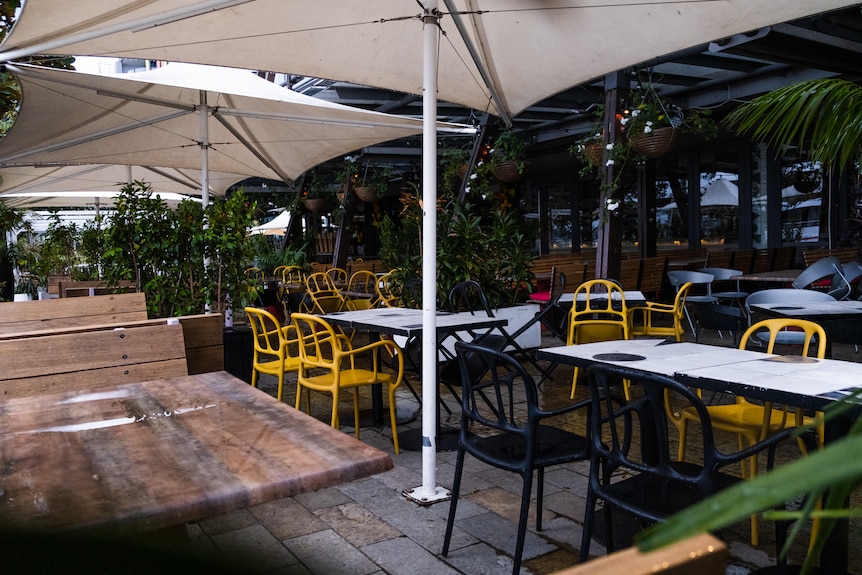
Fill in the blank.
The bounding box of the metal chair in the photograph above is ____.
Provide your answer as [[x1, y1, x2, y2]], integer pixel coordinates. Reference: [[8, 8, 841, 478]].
[[745, 288, 835, 346], [699, 267, 748, 311], [688, 301, 744, 346], [580, 363, 791, 559], [792, 256, 843, 295], [442, 342, 590, 575]]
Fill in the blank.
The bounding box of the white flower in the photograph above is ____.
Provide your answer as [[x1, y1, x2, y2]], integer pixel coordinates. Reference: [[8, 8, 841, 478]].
[[620, 117, 630, 126], [488, 147, 496, 154], [631, 109, 640, 117], [644, 120, 653, 134], [606, 200, 620, 212], [464, 185, 471, 193], [477, 160, 483, 166], [605, 143, 614, 150], [470, 173, 477, 180], [605, 159, 615, 167]]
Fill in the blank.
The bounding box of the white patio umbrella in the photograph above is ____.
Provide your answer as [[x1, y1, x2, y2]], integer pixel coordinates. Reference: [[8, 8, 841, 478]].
[[2, 0, 854, 504], [249, 209, 292, 236], [0, 163, 243, 207], [0, 62, 463, 205]]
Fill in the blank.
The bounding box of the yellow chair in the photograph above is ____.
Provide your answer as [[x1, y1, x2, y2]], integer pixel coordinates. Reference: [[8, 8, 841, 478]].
[[291, 312, 405, 453], [567, 279, 630, 399], [345, 269, 380, 310], [628, 282, 692, 342], [302, 271, 347, 314], [244, 306, 305, 401], [375, 272, 398, 307], [326, 266, 348, 287], [669, 317, 826, 545]]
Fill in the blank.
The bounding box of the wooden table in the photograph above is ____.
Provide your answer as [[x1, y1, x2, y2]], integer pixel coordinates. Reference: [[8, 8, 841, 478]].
[[0, 371, 392, 535], [731, 269, 802, 284]]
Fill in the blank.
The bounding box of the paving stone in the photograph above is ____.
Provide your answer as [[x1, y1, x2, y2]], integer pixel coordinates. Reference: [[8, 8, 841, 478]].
[[314, 501, 403, 547], [440, 540, 531, 575], [293, 485, 354, 512], [361, 536, 462, 575], [381, 504, 458, 553], [211, 524, 298, 572], [337, 477, 422, 518], [196, 508, 260, 536], [249, 498, 328, 540], [457, 511, 557, 562], [284, 528, 379, 575]]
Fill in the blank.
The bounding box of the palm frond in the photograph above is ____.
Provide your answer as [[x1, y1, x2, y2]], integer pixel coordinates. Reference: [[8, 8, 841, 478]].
[[725, 79, 862, 170]]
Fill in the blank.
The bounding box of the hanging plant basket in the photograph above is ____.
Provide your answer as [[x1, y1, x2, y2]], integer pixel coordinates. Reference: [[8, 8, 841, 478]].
[[492, 160, 523, 182], [628, 126, 679, 158], [585, 142, 604, 167], [303, 198, 328, 213], [354, 186, 378, 203]]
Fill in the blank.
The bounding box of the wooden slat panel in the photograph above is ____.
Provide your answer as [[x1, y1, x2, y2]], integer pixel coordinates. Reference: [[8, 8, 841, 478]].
[[0, 324, 185, 380], [186, 345, 225, 375], [0, 360, 189, 399], [0, 292, 147, 333]]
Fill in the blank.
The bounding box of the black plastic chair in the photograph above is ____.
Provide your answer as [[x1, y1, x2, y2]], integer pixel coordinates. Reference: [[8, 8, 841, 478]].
[[442, 342, 591, 575], [579, 363, 792, 560]]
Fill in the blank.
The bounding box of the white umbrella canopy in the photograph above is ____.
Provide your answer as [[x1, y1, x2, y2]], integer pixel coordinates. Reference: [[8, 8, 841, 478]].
[[249, 209, 292, 236], [700, 178, 739, 207], [0, 1, 856, 124], [0, 163, 243, 207], [0, 62, 446, 185]]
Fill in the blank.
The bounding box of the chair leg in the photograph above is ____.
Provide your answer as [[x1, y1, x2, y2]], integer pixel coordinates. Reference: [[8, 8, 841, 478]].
[[388, 385, 400, 455], [512, 470, 534, 575], [536, 467, 544, 531], [570, 366, 580, 399], [442, 448, 466, 557], [579, 490, 598, 561]]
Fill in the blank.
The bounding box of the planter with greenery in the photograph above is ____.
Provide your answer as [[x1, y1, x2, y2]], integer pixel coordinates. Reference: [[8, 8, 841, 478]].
[[489, 130, 526, 182], [302, 169, 335, 212]]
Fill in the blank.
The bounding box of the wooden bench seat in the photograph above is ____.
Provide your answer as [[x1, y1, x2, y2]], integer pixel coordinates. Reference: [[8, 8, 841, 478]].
[[0, 293, 224, 375], [0, 323, 188, 398]]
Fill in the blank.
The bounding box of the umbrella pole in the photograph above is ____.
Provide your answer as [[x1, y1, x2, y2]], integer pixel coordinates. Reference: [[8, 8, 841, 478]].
[[200, 91, 212, 314], [403, 0, 450, 506]]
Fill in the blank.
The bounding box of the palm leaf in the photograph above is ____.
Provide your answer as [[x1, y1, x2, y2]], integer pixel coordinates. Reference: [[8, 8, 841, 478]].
[[724, 79, 862, 171]]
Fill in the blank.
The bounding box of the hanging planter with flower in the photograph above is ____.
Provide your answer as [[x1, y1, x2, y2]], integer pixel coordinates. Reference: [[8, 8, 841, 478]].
[[489, 130, 527, 182]]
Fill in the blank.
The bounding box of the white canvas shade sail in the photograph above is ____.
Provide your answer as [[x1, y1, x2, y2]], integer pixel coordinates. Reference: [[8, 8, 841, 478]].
[[249, 209, 292, 236], [0, 163, 243, 208], [0, 62, 462, 186], [0, 1, 857, 125]]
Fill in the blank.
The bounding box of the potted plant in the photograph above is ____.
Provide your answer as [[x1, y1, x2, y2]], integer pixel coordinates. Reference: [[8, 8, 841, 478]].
[[335, 155, 360, 204], [355, 165, 392, 203], [302, 169, 334, 212], [489, 130, 526, 182], [621, 82, 717, 158]]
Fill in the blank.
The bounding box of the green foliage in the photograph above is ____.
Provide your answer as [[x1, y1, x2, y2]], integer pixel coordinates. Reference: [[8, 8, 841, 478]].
[[725, 78, 862, 172], [378, 188, 536, 308], [489, 130, 526, 174]]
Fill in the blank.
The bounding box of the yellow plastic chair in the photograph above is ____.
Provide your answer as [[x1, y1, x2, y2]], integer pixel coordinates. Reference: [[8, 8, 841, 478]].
[[244, 306, 305, 401], [375, 272, 398, 307], [628, 282, 692, 342], [567, 279, 630, 399], [291, 312, 405, 454], [345, 269, 380, 310], [302, 271, 347, 314], [326, 266, 348, 287], [669, 317, 826, 545]]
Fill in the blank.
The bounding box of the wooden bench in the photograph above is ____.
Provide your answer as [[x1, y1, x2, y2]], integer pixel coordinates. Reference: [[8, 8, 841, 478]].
[[803, 246, 860, 267], [58, 279, 137, 298], [0, 323, 188, 399], [0, 292, 224, 375]]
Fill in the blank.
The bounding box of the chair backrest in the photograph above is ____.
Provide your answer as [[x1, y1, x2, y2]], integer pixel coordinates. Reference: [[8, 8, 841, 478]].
[[699, 267, 742, 282], [791, 256, 842, 290], [567, 279, 629, 345], [327, 267, 348, 285], [448, 280, 494, 317], [395, 277, 423, 309], [306, 271, 337, 294], [740, 318, 827, 358], [291, 312, 346, 371], [586, 364, 727, 503], [245, 306, 287, 359], [375, 272, 398, 307], [667, 269, 714, 289]]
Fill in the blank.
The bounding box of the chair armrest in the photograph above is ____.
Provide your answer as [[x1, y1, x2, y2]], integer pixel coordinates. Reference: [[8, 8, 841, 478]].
[[538, 397, 591, 421]]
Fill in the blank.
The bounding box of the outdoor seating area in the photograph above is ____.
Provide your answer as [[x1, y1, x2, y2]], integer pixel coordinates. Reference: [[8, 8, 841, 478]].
[[6, 4, 862, 575]]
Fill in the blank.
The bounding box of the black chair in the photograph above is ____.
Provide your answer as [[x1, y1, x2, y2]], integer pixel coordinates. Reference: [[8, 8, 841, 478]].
[[688, 301, 744, 346], [579, 363, 792, 560], [442, 342, 591, 575]]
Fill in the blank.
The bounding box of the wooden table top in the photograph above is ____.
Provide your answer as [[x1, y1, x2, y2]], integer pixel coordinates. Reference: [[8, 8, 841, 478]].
[[730, 268, 802, 283], [0, 371, 392, 535]]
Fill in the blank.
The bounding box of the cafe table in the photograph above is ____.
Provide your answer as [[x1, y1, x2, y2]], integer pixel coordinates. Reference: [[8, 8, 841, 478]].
[[322, 307, 508, 449], [750, 299, 862, 356], [0, 371, 393, 535], [731, 269, 802, 285], [537, 338, 862, 574]]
